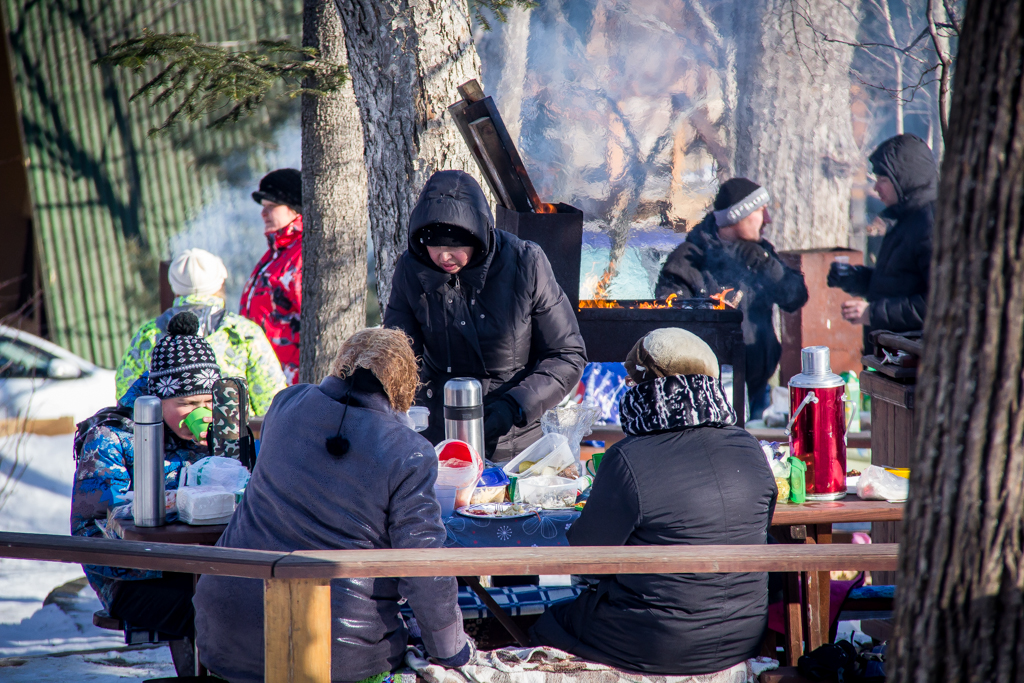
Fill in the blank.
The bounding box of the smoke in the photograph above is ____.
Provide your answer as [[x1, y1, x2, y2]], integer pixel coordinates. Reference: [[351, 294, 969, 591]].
[[476, 1, 733, 296], [167, 119, 302, 312]]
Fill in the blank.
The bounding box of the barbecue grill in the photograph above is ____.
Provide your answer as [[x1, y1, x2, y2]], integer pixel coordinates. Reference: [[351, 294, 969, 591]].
[[450, 81, 747, 424]]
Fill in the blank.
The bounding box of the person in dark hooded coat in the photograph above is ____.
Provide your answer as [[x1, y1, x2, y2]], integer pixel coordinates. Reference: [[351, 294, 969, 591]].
[[530, 327, 776, 675], [384, 170, 587, 463], [655, 178, 808, 419], [827, 134, 937, 351]]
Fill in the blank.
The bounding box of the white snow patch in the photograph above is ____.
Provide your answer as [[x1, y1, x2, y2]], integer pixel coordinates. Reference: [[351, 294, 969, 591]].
[[0, 433, 140, 661], [0, 646, 175, 681]]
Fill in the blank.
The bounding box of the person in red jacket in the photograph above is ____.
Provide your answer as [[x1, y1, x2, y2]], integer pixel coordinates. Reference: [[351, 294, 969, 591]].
[[240, 168, 303, 384]]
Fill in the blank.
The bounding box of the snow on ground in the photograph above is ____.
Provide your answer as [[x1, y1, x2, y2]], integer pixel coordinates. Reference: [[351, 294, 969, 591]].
[[0, 645, 173, 681], [0, 433, 175, 678]]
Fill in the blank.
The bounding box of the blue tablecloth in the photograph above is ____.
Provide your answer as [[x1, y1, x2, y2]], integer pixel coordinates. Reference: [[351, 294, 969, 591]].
[[444, 509, 582, 547]]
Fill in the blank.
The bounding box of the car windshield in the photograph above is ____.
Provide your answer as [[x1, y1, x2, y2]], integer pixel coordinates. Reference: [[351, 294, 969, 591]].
[[0, 337, 54, 378]]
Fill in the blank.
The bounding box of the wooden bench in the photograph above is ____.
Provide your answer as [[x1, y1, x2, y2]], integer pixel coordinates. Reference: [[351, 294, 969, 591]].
[[0, 531, 897, 682]]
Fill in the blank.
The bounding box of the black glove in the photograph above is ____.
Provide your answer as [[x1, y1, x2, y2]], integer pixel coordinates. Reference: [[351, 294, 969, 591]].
[[484, 398, 518, 445], [434, 641, 473, 668], [733, 239, 772, 271], [827, 261, 853, 288]]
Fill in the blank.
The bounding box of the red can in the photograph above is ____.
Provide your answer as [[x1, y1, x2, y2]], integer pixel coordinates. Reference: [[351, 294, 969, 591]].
[[788, 347, 847, 500]]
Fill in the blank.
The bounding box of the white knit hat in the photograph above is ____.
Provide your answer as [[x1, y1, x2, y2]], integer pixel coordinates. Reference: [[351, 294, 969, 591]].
[[168, 249, 228, 297]]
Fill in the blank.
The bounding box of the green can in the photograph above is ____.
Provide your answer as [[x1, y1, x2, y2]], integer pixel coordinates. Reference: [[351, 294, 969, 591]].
[[788, 455, 807, 504]]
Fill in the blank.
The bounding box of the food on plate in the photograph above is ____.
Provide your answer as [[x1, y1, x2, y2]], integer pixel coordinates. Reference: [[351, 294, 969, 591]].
[[847, 469, 861, 477]]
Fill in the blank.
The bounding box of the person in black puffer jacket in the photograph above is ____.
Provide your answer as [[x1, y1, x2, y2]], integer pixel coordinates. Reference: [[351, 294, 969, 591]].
[[828, 134, 937, 352], [530, 327, 777, 675], [656, 178, 808, 419], [384, 170, 587, 463]]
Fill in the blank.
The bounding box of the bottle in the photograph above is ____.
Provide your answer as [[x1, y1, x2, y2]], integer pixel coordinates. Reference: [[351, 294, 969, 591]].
[[444, 378, 485, 461], [788, 455, 807, 504], [133, 396, 166, 527]]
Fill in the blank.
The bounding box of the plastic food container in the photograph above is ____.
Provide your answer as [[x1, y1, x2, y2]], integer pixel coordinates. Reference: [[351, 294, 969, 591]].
[[517, 475, 578, 509], [501, 434, 575, 480], [177, 486, 235, 525]]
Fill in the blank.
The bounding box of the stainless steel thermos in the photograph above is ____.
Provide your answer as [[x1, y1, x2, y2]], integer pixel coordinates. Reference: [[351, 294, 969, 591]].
[[444, 378, 485, 459], [133, 395, 166, 527]]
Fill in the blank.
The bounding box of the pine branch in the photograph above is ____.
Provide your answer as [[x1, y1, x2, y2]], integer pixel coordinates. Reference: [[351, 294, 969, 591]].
[[97, 31, 347, 136], [470, 0, 538, 31]]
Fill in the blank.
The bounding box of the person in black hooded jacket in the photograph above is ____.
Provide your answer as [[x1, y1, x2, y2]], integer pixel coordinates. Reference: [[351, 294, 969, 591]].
[[655, 178, 808, 419], [384, 170, 587, 463], [828, 134, 937, 352], [530, 327, 776, 675]]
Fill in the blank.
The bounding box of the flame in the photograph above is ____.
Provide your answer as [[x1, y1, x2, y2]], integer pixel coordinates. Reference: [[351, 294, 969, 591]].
[[580, 293, 682, 310], [709, 288, 735, 310], [635, 293, 678, 309], [536, 202, 557, 214]]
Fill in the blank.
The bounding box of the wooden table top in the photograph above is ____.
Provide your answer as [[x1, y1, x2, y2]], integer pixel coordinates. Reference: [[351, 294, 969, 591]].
[[108, 517, 227, 545], [771, 495, 903, 526]]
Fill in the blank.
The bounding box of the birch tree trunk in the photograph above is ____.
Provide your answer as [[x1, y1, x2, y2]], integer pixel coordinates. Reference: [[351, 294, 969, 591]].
[[733, 0, 860, 251], [333, 0, 485, 306], [890, 0, 1024, 680], [299, 0, 368, 384]]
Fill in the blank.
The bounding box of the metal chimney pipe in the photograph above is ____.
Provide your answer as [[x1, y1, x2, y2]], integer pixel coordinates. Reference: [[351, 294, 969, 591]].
[[133, 396, 166, 527], [443, 378, 485, 460]]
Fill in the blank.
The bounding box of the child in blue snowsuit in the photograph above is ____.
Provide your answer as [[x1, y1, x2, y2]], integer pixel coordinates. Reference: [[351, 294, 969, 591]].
[[71, 312, 220, 639]]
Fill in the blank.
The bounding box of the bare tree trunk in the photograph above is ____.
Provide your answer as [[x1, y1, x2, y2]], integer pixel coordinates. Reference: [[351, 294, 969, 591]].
[[299, 0, 368, 384], [334, 0, 485, 306], [890, 1, 1024, 681], [733, 0, 860, 251]]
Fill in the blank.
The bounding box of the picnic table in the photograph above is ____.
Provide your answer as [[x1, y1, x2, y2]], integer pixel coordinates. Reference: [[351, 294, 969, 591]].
[[107, 494, 902, 666]]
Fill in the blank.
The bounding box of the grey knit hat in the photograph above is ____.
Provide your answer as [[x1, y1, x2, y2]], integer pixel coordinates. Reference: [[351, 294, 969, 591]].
[[148, 312, 221, 398]]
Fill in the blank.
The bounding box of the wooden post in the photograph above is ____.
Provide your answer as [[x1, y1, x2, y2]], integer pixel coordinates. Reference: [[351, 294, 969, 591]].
[[264, 578, 332, 683]]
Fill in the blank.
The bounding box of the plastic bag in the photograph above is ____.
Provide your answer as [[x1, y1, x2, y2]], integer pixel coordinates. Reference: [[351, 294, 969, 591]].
[[178, 485, 236, 525], [540, 401, 600, 466], [501, 433, 576, 480], [857, 465, 909, 502], [185, 456, 250, 493]]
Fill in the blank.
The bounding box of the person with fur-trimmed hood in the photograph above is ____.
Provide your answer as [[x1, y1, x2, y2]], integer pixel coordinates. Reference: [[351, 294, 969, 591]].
[[827, 133, 937, 351], [194, 328, 470, 683], [656, 178, 808, 419], [384, 170, 587, 463], [530, 328, 777, 675]]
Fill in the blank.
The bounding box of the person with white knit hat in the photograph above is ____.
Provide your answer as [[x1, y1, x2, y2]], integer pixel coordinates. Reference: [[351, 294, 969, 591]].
[[115, 248, 287, 416], [656, 178, 808, 420], [167, 248, 228, 298]]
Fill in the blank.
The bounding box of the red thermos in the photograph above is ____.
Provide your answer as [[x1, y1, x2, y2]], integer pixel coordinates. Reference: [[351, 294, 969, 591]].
[[787, 346, 847, 501]]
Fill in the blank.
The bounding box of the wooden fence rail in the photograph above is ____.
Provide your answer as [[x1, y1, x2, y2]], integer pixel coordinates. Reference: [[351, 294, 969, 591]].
[[0, 532, 898, 683]]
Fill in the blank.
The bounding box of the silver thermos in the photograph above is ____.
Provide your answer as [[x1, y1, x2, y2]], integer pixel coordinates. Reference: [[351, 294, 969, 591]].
[[444, 378, 485, 459], [133, 396, 166, 527]]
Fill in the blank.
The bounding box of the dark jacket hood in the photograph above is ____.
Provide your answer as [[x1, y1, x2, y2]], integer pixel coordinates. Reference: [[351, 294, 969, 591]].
[[408, 170, 494, 269], [869, 134, 938, 212]]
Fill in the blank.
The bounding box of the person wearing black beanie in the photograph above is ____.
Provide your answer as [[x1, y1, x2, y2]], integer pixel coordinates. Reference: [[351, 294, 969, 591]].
[[656, 178, 809, 420], [241, 168, 304, 384]]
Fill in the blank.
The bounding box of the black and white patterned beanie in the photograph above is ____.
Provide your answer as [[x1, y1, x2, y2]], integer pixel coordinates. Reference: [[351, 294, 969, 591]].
[[148, 312, 221, 398]]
